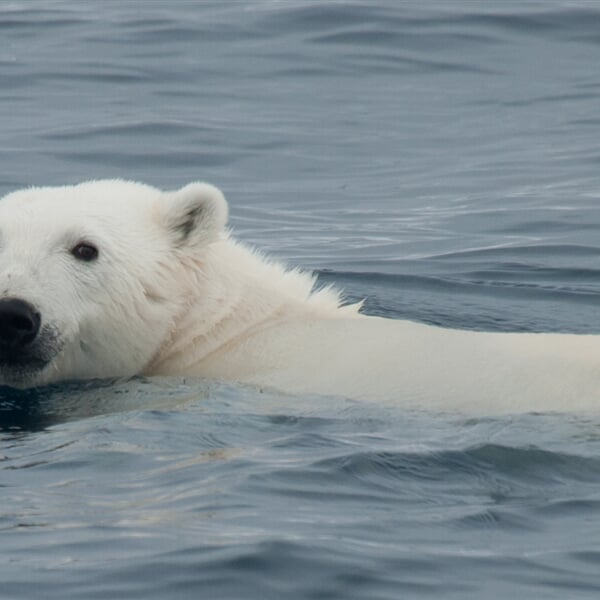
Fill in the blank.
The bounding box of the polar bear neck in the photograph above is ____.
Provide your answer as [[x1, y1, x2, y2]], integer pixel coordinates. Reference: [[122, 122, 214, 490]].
[[145, 237, 360, 375]]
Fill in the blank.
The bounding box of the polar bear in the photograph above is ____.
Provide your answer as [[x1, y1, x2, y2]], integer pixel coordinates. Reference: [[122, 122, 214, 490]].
[[0, 179, 599, 413]]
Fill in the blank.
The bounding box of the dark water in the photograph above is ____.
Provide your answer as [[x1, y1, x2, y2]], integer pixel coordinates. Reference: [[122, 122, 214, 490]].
[[2, 1, 600, 597]]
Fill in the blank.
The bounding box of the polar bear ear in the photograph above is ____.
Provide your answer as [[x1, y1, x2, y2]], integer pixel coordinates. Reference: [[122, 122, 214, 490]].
[[161, 182, 228, 249]]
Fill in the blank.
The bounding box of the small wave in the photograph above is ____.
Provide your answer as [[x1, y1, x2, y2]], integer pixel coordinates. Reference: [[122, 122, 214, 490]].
[[312, 443, 600, 486]]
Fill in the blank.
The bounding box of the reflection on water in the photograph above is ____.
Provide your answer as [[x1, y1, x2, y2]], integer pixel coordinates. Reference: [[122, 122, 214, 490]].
[[0, 378, 207, 432]]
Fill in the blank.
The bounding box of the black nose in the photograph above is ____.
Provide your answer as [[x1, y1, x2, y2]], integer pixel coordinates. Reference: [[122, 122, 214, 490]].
[[0, 298, 41, 347]]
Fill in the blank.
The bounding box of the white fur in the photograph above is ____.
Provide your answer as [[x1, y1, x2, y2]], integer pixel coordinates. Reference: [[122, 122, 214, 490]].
[[0, 179, 599, 414]]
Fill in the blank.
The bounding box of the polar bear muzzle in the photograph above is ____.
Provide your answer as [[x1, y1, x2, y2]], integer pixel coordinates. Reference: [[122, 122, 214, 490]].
[[0, 298, 40, 347], [0, 298, 56, 377]]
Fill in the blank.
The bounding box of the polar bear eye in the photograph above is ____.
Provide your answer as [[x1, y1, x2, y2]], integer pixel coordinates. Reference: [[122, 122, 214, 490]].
[[71, 242, 99, 262]]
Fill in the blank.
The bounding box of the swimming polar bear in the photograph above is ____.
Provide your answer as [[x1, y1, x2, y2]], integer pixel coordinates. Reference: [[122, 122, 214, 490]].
[[0, 179, 598, 413]]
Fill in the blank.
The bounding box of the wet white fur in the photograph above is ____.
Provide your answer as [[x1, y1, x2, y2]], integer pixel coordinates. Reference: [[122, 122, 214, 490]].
[[1, 179, 599, 414]]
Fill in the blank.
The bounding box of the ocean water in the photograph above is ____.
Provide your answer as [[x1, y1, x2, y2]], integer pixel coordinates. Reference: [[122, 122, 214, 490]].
[[2, 1, 600, 597]]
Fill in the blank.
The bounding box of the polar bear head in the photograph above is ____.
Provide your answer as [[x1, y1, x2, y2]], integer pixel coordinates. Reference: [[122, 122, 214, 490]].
[[0, 180, 228, 388]]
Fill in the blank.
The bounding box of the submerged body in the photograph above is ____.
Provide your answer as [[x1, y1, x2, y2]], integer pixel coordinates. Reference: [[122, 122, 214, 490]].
[[0, 179, 598, 413], [166, 316, 600, 413]]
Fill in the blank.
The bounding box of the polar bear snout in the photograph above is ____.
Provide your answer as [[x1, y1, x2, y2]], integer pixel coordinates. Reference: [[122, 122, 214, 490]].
[[0, 298, 41, 348]]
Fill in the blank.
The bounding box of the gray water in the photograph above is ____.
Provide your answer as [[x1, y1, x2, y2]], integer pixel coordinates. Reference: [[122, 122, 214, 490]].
[[2, 1, 600, 598]]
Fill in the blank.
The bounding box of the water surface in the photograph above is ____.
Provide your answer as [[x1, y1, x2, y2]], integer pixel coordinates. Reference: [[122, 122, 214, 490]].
[[2, 1, 600, 598]]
